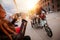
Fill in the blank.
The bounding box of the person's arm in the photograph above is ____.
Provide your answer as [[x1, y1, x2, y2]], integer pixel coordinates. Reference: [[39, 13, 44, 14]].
[[3, 23, 17, 35], [0, 25, 13, 40], [0, 20, 12, 40]]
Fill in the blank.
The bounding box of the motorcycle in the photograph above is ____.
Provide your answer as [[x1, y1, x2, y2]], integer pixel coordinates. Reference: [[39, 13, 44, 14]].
[[31, 16, 53, 37]]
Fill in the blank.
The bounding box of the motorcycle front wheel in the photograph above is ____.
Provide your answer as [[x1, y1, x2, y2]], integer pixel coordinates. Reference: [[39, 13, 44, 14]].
[[44, 24, 53, 37]]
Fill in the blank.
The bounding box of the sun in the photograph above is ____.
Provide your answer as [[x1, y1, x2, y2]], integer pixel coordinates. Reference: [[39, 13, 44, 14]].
[[26, 0, 39, 10], [14, 0, 39, 12]]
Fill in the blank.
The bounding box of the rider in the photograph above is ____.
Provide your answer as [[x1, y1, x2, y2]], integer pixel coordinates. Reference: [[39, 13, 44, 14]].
[[39, 7, 47, 27], [39, 7, 46, 20]]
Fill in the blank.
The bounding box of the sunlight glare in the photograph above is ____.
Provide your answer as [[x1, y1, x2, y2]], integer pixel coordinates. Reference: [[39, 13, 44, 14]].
[[26, 0, 39, 10], [15, 0, 39, 12]]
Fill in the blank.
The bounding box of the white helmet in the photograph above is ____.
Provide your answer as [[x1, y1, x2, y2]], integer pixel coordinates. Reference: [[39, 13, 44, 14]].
[[42, 11, 45, 14]]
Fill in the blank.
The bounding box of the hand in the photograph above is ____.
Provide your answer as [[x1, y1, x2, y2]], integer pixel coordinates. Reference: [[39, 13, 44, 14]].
[[14, 32, 18, 35]]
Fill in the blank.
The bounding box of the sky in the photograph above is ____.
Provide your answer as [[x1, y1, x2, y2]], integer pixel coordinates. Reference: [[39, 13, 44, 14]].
[[0, 0, 40, 20], [0, 0, 39, 16], [1, 0, 17, 15], [15, 0, 39, 12], [0, 0, 17, 19]]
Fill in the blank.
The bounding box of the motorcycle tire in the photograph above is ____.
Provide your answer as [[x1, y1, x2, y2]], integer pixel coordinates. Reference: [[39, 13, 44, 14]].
[[47, 29, 53, 37], [44, 25, 53, 37], [23, 36, 31, 40]]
